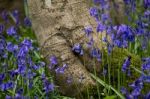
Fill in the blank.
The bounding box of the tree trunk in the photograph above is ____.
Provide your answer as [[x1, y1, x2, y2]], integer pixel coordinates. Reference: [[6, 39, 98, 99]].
[[27, 0, 96, 97]]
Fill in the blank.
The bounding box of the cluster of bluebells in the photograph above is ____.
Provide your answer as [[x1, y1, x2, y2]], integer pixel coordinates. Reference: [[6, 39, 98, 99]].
[[0, 10, 55, 98], [89, 0, 150, 98], [120, 57, 150, 98]]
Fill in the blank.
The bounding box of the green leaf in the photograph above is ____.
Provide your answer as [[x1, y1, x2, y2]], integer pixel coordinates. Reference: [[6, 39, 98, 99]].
[[104, 95, 117, 99]]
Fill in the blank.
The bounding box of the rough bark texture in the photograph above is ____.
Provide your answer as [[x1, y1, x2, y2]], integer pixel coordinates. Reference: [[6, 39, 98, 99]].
[[27, 0, 96, 97]]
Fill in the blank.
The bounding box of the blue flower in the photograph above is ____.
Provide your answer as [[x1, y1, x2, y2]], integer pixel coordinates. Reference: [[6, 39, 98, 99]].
[[17, 88, 24, 95], [122, 56, 131, 72], [0, 24, 4, 34], [24, 17, 32, 27], [26, 69, 36, 79], [96, 22, 106, 32], [12, 10, 20, 24], [144, 0, 150, 8], [89, 7, 99, 20], [72, 43, 84, 55], [55, 64, 68, 74], [114, 40, 122, 48], [120, 87, 128, 95], [0, 73, 5, 84], [43, 79, 55, 93], [142, 59, 150, 71], [6, 42, 16, 52], [1, 11, 9, 22], [84, 26, 93, 37], [90, 48, 101, 61], [50, 55, 58, 65], [0, 81, 14, 91], [131, 87, 141, 97], [6, 26, 17, 36]]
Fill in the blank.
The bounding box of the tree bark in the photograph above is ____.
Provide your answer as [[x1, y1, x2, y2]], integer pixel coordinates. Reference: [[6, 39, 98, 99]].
[[27, 0, 96, 97]]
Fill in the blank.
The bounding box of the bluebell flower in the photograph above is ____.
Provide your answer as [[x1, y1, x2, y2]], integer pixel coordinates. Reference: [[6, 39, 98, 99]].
[[6, 26, 17, 36], [123, 0, 131, 4], [89, 7, 99, 20], [87, 38, 94, 48], [55, 64, 68, 74], [27, 69, 36, 79], [5, 95, 12, 99], [101, 13, 109, 22], [142, 76, 150, 83], [0, 24, 4, 34], [17, 88, 24, 95], [107, 44, 113, 55], [96, 22, 106, 32], [0, 73, 5, 80], [84, 26, 93, 37], [50, 55, 58, 65], [131, 87, 141, 97], [90, 48, 101, 61], [144, 0, 150, 8], [17, 65, 26, 76], [93, 0, 101, 4], [12, 10, 20, 24], [122, 56, 131, 72], [9, 70, 18, 78], [142, 60, 150, 71], [43, 79, 55, 93], [120, 87, 128, 95], [0, 81, 14, 91], [6, 42, 15, 52], [1, 11, 9, 22], [114, 40, 122, 48], [129, 78, 143, 90], [24, 17, 32, 27], [22, 39, 32, 49], [72, 43, 84, 55]]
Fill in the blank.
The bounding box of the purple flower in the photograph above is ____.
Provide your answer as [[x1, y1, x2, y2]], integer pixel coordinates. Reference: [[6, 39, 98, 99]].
[[131, 88, 141, 97], [72, 43, 84, 55], [24, 17, 32, 27], [89, 7, 99, 20], [96, 22, 106, 32], [0, 24, 4, 34], [6, 26, 17, 36], [55, 64, 68, 74], [122, 56, 131, 72], [114, 40, 122, 48], [1, 11, 9, 22], [26, 69, 36, 79], [84, 26, 93, 37], [101, 13, 109, 22], [90, 48, 101, 61], [50, 55, 58, 65], [144, 0, 150, 8], [6, 42, 16, 52], [43, 79, 55, 93], [0, 81, 14, 91], [17, 88, 24, 95], [120, 87, 128, 95], [142, 59, 150, 71], [12, 10, 20, 24]]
